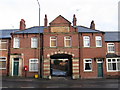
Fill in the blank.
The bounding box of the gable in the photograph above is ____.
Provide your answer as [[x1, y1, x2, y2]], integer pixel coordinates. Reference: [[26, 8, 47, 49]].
[[49, 15, 71, 26]]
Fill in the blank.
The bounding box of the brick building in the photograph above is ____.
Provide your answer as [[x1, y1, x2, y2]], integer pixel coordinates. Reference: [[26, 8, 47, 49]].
[[0, 15, 120, 79]]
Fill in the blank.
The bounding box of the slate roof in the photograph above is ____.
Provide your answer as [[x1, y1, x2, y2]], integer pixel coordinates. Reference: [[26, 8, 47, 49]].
[[105, 32, 120, 42], [0, 29, 18, 39], [14, 26, 44, 34], [0, 26, 120, 42], [106, 53, 120, 58], [78, 26, 104, 33]]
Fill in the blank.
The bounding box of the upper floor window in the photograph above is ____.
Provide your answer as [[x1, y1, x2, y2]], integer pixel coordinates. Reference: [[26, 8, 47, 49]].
[[0, 40, 7, 50], [64, 36, 71, 47], [29, 59, 38, 72], [0, 57, 6, 69], [83, 36, 90, 47], [31, 37, 38, 48], [13, 38, 20, 48], [50, 36, 57, 47], [96, 36, 102, 47], [84, 59, 92, 72], [107, 43, 115, 53]]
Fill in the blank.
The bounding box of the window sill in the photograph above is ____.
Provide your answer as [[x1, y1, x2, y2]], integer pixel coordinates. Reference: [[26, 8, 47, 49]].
[[96, 46, 102, 48], [84, 70, 93, 72], [13, 48, 20, 49], [64, 47, 72, 48], [0, 68, 6, 70], [29, 71, 38, 72], [107, 71, 120, 72], [50, 47, 57, 48], [0, 49, 7, 51], [31, 48, 37, 49], [107, 52, 115, 53]]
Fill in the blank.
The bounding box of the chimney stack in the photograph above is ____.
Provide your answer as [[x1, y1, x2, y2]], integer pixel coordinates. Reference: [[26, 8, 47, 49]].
[[20, 19, 26, 30], [44, 14, 48, 27], [73, 14, 77, 26], [90, 20, 95, 29]]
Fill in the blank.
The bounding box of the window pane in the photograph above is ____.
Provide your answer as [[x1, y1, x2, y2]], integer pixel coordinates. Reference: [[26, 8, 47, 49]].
[[84, 36, 90, 47], [84, 59, 92, 71], [29, 59, 38, 71], [31, 38, 38, 48], [96, 36, 102, 47], [85, 63, 91, 70], [108, 59, 111, 62], [107, 43, 115, 53], [112, 59, 116, 62], [0, 61, 6, 69], [0, 40, 7, 49], [108, 63, 112, 70], [14, 38, 20, 48], [112, 63, 116, 70], [117, 62, 120, 70], [50, 37, 57, 47], [51, 40, 56, 46], [66, 40, 71, 47]]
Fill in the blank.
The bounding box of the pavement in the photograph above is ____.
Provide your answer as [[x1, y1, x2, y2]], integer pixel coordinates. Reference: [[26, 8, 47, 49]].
[[1, 76, 120, 89]]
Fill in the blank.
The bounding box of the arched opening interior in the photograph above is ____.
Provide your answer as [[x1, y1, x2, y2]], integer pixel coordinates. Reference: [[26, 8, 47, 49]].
[[50, 54, 72, 77]]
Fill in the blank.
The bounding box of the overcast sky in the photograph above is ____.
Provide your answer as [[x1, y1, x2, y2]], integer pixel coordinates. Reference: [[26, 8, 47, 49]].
[[0, 0, 119, 31]]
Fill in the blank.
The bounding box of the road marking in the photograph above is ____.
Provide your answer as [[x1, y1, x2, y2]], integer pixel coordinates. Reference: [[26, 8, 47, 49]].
[[0, 87, 8, 88], [21, 87, 35, 88]]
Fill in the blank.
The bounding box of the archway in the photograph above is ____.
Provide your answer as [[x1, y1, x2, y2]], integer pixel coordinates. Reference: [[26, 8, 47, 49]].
[[50, 54, 72, 77]]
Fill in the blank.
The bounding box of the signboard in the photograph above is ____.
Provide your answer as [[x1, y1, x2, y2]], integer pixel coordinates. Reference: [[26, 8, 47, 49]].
[[51, 27, 70, 32]]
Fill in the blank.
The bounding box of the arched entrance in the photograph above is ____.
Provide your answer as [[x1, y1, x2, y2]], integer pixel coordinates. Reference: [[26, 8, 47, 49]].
[[50, 54, 72, 77]]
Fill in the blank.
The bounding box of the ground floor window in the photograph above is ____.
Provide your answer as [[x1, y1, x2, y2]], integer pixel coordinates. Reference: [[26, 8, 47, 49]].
[[29, 59, 38, 72], [84, 59, 92, 71], [106, 58, 120, 72], [0, 57, 6, 69]]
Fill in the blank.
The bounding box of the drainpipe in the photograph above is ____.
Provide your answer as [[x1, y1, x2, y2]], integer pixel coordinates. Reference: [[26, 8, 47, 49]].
[[7, 38, 11, 76], [78, 32, 81, 77], [40, 33, 43, 78]]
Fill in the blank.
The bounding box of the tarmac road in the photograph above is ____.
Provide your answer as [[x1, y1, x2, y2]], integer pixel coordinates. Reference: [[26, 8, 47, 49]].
[[1, 77, 120, 89]]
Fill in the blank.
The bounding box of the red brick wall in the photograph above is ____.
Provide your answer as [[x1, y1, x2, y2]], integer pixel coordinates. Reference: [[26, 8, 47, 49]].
[[10, 34, 41, 77], [105, 42, 120, 55], [80, 33, 106, 78], [105, 41, 120, 77], [0, 39, 10, 76]]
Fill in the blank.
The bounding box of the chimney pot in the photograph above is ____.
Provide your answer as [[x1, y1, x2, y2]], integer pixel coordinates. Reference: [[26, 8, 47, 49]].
[[44, 14, 48, 27], [73, 14, 77, 26], [20, 19, 26, 30], [90, 20, 95, 29]]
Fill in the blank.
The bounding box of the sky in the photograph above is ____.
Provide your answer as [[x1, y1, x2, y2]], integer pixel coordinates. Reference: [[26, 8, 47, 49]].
[[0, 0, 119, 31]]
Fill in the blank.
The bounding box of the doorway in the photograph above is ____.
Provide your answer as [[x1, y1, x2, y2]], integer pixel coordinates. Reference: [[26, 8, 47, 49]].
[[50, 54, 72, 77], [13, 58, 19, 76], [97, 59, 103, 77]]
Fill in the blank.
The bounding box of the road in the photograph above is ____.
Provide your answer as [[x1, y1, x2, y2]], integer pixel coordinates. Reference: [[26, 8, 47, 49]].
[[1, 77, 120, 89]]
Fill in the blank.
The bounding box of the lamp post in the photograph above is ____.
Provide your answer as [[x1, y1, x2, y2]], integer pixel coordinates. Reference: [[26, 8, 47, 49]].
[[37, 0, 40, 27], [37, 0, 42, 78]]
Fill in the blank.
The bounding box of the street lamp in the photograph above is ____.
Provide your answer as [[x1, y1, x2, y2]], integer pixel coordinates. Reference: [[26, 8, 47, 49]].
[[37, 0, 40, 27], [36, 0, 42, 78]]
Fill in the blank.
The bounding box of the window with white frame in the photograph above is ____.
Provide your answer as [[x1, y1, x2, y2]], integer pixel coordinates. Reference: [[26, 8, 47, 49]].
[[29, 59, 38, 72], [64, 36, 71, 47], [13, 37, 20, 48], [0, 40, 7, 50], [96, 36, 102, 47], [50, 36, 57, 47], [84, 59, 92, 71], [107, 58, 120, 72], [31, 37, 38, 48], [83, 36, 90, 47], [0, 57, 6, 69], [107, 43, 115, 53]]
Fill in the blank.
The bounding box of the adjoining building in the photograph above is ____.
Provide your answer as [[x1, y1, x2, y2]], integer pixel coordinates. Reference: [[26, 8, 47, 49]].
[[0, 15, 120, 79]]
